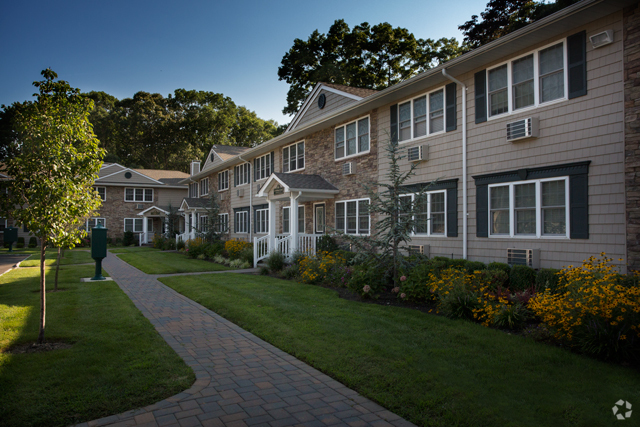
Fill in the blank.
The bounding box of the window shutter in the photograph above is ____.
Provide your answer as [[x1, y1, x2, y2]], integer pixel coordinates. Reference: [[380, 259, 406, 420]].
[[254, 158, 258, 181], [445, 82, 457, 132], [446, 186, 458, 237], [567, 31, 587, 99], [474, 70, 487, 124], [253, 208, 257, 234], [390, 104, 398, 144], [234, 168, 237, 187], [270, 151, 275, 175], [476, 184, 488, 237], [569, 173, 589, 239]]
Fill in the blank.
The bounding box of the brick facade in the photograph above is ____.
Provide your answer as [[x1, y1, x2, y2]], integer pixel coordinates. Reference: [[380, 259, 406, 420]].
[[95, 186, 163, 240]]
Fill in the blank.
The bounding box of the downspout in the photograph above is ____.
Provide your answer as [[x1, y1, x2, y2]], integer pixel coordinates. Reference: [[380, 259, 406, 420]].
[[238, 154, 253, 242], [442, 68, 468, 260]]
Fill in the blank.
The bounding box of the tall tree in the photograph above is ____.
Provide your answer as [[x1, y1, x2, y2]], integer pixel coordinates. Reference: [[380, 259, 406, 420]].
[[459, 0, 582, 49], [0, 69, 104, 344], [278, 19, 461, 116]]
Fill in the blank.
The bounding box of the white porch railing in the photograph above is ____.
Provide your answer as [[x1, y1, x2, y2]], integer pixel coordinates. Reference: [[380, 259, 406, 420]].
[[276, 234, 292, 259], [254, 235, 270, 267], [175, 230, 196, 246], [253, 233, 322, 267], [298, 234, 318, 254]]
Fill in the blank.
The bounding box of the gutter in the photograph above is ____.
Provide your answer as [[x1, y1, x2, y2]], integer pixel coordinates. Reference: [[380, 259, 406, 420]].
[[441, 68, 467, 260]]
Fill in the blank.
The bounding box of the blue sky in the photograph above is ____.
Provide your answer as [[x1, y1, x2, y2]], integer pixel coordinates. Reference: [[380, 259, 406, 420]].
[[0, 0, 488, 126]]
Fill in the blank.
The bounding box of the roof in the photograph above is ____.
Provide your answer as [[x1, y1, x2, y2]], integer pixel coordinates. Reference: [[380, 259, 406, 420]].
[[180, 197, 212, 211], [272, 173, 338, 191], [133, 168, 189, 180], [321, 82, 377, 99], [212, 145, 251, 161]]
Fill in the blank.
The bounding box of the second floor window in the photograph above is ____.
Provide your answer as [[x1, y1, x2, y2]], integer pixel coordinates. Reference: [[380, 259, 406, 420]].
[[254, 152, 272, 181], [125, 188, 153, 202], [398, 88, 445, 142], [283, 141, 304, 173], [200, 178, 209, 196], [335, 117, 369, 159], [218, 170, 229, 191], [234, 163, 250, 186], [189, 182, 198, 198], [96, 187, 106, 201]]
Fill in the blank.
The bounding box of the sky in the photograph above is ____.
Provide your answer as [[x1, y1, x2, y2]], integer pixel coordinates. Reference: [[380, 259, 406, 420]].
[[0, 0, 488, 126]]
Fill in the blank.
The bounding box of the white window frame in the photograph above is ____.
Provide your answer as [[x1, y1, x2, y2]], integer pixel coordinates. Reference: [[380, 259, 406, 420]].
[[125, 188, 153, 203], [488, 177, 570, 239], [124, 218, 143, 233], [398, 87, 446, 144], [218, 170, 229, 192], [255, 153, 273, 181], [283, 141, 305, 173], [189, 182, 198, 198], [335, 198, 370, 236], [96, 187, 106, 201], [335, 116, 370, 160], [235, 163, 250, 187], [200, 215, 208, 233], [399, 190, 447, 237], [200, 178, 209, 196], [217, 213, 229, 233], [486, 40, 568, 120], [282, 206, 305, 234], [235, 211, 249, 234], [255, 208, 269, 234], [86, 217, 106, 231]]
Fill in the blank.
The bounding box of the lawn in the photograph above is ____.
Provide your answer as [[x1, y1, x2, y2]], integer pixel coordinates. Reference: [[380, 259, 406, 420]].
[[0, 265, 195, 427], [108, 246, 160, 254], [160, 273, 640, 427], [117, 250, 233, 274], [19, 249, 93, 267]]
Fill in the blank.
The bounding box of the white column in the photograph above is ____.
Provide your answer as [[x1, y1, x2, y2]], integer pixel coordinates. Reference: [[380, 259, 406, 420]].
[[191, 212, 197, 239], [290, 193, 299, 254], [268, 199, 276, 253], [142, 216, 149, 244]]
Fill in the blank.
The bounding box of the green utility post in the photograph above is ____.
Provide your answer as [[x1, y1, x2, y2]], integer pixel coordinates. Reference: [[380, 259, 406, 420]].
[[90, 224, 108, 281], [4, 227, 18, 253]]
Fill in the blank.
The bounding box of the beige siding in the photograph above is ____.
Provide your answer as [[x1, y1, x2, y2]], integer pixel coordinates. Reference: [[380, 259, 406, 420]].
[[98, 164, 126, 178], [157, 188, 188, 208], [296, 90, 359, 129], [97, 169, 161, 185]]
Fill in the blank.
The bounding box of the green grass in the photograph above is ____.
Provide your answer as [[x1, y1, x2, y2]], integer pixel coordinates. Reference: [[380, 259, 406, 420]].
[[19, 250, 93, 267], [108, 246, 160, 254], [117, 251, 232, 274], [160, 273, 640, 427], [0, 265, 195, 427]]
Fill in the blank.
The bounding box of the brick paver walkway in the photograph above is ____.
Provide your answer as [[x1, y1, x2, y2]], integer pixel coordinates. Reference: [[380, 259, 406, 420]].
[[81, 252, 417, 427]]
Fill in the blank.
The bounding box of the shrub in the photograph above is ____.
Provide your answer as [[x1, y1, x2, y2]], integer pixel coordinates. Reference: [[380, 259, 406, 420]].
[[400, 261, 441, 302], [115, 237, 123, 246], [334, 249, 357, 265], [239, 246, 254, 265], [464, 261, 486, 274], [123, 231, 135, 247], [186, 237, 207, 259], [346, 264, 386, 299], [225, 240, 252, 259], [176, 238, 186, 251], [488, 262, 511, 275], [492, 303, 530, 330], [196, 254, 206, 260], [326, 264, 353, 288], [229, 259, 249, 269], [476, 269, 509, 291], [106, 237, 113, 246], [205, 241, 223, 259], [535, 268, 561, 293], [291, 251, 306, 266], [510, 265, 537, 292], [266, 251, 286, 272], [429, 267, 481, 320], [259, 266, 270, 275], [298, 251, 345, 285], [28, 237, 37, 248], [16, 237, 25, 248], [316, 235, 339, 253], [163, 239, 176, 251], [281, 265, 299, 279], [213, 255, 227, 265], [152, 234, 165, 249]]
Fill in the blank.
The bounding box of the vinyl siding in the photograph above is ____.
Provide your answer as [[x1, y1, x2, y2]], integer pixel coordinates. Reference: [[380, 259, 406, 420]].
[[296, 90, 360, 129]]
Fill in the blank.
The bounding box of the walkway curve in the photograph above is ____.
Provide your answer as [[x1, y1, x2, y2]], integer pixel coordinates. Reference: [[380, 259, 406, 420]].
[[79, 252, 417, 427]]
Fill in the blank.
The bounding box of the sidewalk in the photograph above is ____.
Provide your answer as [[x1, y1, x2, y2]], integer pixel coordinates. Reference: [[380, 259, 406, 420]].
[[81, 252, 417, 427]]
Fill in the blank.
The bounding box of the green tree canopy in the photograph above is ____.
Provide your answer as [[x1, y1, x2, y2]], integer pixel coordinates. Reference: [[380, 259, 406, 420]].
[[278, 19, 461, 116]]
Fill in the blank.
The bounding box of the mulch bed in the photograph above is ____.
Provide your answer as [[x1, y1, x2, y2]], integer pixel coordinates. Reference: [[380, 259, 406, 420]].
[[4, 342, 73, 354]]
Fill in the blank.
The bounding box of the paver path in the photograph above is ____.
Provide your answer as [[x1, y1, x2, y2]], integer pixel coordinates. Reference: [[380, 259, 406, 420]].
[[81, 252, 417, 427]]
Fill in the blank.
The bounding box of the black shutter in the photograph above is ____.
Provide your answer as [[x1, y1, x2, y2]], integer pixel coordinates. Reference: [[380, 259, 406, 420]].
[[569, 173, 589, 239], [270, 151, 275, 175], [390, 104, 398, 144], [234, 167, 237, 187], [446, 186, 458, 237], [567, 31, 587, 99], [254, 158, 258, 181], [474, 70, 487, 124], [445, 82, 457, 132], [476, 184, 488, 237]]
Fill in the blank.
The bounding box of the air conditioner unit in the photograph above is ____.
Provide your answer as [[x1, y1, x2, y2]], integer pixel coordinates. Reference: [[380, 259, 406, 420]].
[[135, 204, 144, 210], [590, 30, 613, 49], [342, 162, 355, 176], [237, 189, 244, 197], [407, 245, 430, 257], [507, 248, 540, 269], [408, 145, 428, 162], [506, 117, 539, 142], [220, 192, 227, 201]]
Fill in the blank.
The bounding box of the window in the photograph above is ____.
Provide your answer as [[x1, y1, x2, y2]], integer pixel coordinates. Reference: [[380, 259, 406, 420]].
[[255, 208, 269, 234], [398, 88, 446, 143], [282, 206, 305, 234], [96, 187, 106, 201], [217, 213, 229, 233], [486, 41, 565, 118], [200, 178, 209, 196], [125, 188, 153, 202], [235, 210, 249, 233], [124, 218, 143, 233], [399, 191, 446, 236], [335, 117, 369, 159], [0, 218, 6, 232], [86, 218, 105, 231], [200, 215, 208, 233], [255, 153, 273, 181], [489, 178, 568, 238], [234, 163, 250, 186], [283, 141, 304, 172], [189, 182, 198, 198], [218, 170, 229, 191], [335, 199, 370, 235]]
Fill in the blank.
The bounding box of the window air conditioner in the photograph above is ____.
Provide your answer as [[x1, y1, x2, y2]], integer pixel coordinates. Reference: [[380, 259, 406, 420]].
[[342, 162, 355, 176], [506, 117, 539, 142], [507, 248, 540, 269], [237, 189, 244, 197], [590, 30, 613, 49], [408, 145, 428, 162], [135, 204, 144, 210], [408, 245, 429, 257]]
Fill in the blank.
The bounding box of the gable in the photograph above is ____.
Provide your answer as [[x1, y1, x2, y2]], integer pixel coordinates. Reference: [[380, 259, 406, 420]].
[[96, 169, 163, 186], [202, 148, 224, 171], [98, 163, 126, 178], [287, 84, 364, 133]]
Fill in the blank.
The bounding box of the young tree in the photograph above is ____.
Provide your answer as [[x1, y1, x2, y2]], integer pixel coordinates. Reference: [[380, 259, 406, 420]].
[[0, 69, 104, 344]]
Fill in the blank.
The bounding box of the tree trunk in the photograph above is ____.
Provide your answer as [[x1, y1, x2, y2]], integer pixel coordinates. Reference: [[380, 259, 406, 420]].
[[37, 238, 47, 344], [54, 246, 62, 292]]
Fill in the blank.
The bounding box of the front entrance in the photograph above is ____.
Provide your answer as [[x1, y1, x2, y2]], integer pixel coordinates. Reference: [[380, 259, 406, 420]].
[[314, 203, 325, 234]]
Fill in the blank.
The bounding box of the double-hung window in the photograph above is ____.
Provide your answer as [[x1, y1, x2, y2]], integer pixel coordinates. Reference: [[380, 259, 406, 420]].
[[217, 213, 229, 233], [255, 153, 272, 181], [0, 218, 6, 232], [399, 191, 446, 236], [218, 170, 229, 191], [255, 208, 269, 234], [189, 183, 198, 198], [234, 163, 250, 186], [124, 218, 143, 233], [96, 187, 106, 201], [125, 188, 153, 202], [200, 178, 209, 196], [282, 206, 305, 234], [398, 88, 446, 142], [283, 141, 304, 172], [489, 178, 568, 238], [335, 117, 369, 159], [486, 41, 566, 118], [86, 218, 106, 231], [335, 199, 369, 235], [235, 211, 249, 233]]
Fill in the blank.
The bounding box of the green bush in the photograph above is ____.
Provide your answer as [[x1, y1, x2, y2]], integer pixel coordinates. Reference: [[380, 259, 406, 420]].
[[16, 237, 25, 249], [281, 265, 299, 279], [106, 237, 113, 246], [115, 237, 122, 246], [535, 268, 561, 293], [266, 251, 286, 272], [334, 249, 357, 265], [28, 237, 37, 248], [185, 237, 207, 259], [492, 303, 530, 330], [347, 263, 386, 299], [259, 266, 270, 275], [152, 234, 165, 249], [176, 239, 186, 251], [464, 260, 486, 273], [291, 251, 306, 266], [205, 241, 223, 259], [122, 231, 135, 247], [162, 239, 176, 251], [510, 265, 537, 291], [488, 262, 511, 275], [476, 269, 509, 291], [316, 234, 339, 253], [239, 246, 254, 266], [400, 261, 441, 302]]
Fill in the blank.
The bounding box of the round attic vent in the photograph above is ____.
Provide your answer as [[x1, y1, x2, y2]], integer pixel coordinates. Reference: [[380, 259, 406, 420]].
[[211, 153, 215, 161], [124, 172, 132, 179], [318, 93, 326, 109]]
